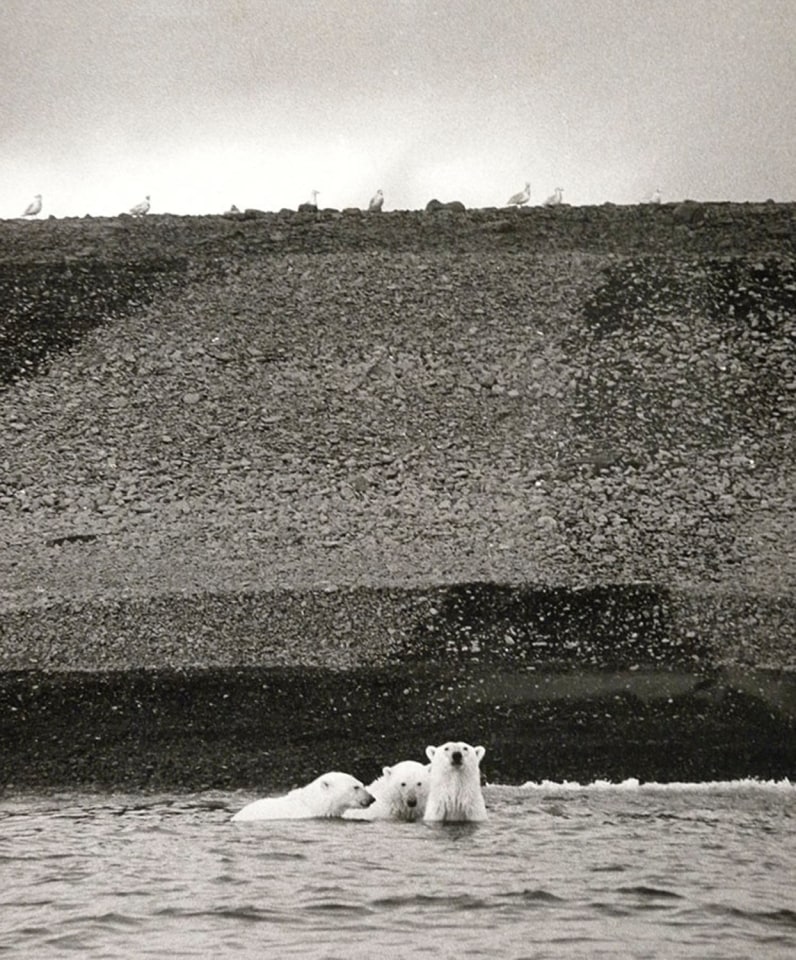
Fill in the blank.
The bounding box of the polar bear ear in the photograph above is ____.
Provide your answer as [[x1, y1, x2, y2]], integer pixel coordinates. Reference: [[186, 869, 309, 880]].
[[426, 745, 437, 761], [474, 746, 486, 762], [382, 765, 392, 777]]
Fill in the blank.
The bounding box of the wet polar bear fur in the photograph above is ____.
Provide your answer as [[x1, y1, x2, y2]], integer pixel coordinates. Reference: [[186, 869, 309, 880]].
[[344, 760, 431, 821], [423, 741, 488, 823], [231, 772, 375, 821]]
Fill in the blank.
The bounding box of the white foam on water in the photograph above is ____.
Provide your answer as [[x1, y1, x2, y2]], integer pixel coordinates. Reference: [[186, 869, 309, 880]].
[[507, 777, 794, 792]]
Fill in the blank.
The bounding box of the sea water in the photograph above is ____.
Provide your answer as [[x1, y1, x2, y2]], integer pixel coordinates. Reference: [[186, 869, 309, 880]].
[[1, 781, 793, 959]]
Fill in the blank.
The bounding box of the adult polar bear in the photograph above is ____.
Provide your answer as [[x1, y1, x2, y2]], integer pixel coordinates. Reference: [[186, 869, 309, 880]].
[[423, 741, 488, 822], [344, 759, 431, 821], [232, 772, 375, 821]]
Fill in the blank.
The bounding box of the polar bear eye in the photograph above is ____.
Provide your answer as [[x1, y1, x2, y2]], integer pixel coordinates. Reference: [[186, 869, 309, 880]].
[[400, 782, 407, 787]]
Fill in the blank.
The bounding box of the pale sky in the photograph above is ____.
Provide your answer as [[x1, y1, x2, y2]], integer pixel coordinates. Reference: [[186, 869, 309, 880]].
[[2, 0, 794, 217]]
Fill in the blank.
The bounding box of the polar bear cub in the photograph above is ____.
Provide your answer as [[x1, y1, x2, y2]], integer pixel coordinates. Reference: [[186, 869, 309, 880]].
[[231, 772, 375, 821], [423, 741, 488, 823], [345, 760, 431, 821]]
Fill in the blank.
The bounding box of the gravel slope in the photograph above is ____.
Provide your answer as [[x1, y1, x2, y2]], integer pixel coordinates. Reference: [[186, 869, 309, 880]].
[[1, 205, 794, 668]]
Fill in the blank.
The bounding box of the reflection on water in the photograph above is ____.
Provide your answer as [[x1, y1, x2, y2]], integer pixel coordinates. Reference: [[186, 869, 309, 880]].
[[1, 782, 794, 959]]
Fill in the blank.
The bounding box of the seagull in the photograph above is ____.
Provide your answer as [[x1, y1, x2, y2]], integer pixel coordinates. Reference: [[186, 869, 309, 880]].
[[129, 195, 151, 216], [506, 182, 530, 207], [368, 189, 384, 212], [647, 188, 662, 204], [544, 187, 564, 207], [22, 194, 42, 217]]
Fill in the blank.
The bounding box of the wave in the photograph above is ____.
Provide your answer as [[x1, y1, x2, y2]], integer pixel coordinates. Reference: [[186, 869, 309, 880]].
[[497, 777, 795, 791]]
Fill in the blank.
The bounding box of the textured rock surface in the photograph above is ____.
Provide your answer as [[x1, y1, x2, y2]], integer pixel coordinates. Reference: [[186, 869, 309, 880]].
[[2, 663, 793, 790], [0, 204, 793, 787], [2, 206, 794, 645]]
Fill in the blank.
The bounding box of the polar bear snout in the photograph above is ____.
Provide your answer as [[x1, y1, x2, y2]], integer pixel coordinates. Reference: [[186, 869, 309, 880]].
[[450, 750, 464, 766], [358, 788, 377, 807]]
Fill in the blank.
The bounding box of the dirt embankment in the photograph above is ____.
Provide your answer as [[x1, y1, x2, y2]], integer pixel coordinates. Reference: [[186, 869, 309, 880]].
[[1, 203, 794, 788], [2, 203, 794, 663]]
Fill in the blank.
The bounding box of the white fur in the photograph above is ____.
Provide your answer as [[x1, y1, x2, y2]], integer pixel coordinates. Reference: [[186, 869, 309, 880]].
[[345, 760, 431, 821], [423, 741, 488, 823], [231, 772, 375, 821]]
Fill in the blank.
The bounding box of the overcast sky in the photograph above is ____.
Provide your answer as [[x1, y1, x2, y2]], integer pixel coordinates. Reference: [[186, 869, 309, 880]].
[[2, 0, 794, 217]]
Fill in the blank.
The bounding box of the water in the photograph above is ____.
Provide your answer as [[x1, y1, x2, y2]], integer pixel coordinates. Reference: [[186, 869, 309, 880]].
[[1, 781, 794, 959]]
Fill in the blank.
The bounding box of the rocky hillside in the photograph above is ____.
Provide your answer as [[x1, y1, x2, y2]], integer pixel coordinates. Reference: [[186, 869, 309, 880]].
[[1, 203, 794, 669]]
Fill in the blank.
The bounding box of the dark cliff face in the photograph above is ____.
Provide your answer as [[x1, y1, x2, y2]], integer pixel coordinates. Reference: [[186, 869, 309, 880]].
[[0, 258, 189, 386], [0, 205, 793, 788], [2, 662, 793, 791], [1, 205, 793, 611]]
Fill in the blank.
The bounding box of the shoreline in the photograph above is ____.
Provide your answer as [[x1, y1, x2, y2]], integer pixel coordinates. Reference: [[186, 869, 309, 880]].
[[3, 661, 794, 791]]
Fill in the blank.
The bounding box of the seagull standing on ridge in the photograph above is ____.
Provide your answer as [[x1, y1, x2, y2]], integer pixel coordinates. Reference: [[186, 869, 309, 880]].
[[368, 189, 384, 212], [22, 194, 42, 217], [544, 187, 564, 206], [648, 188, 662, 204], [129, 195, 151, 216], [506, 182, 531, 207]]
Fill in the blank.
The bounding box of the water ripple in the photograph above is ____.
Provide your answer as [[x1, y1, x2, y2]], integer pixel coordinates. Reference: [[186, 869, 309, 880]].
[[707, 903, 796, 929], [502, 888, 567, 904], [371, 892, 491, 911], [616, 885, 685, 899]]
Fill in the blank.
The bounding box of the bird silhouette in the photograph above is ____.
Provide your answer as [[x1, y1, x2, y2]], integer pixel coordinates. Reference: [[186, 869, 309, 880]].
[[368, 189, 384, 212], [506, 182, 531, 207], [22, 194, 42, 217], [544, 187, 564, 206], [129, 195, 151, 216]]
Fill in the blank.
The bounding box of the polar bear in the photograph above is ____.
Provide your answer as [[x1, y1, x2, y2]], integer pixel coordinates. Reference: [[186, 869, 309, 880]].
[[423, 741, 488, 823], [231, 772, 375, 821], [344, 760, 431, 821]]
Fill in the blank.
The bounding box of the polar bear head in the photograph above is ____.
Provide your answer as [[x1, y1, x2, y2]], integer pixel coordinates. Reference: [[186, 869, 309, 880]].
[[309, 772, 376, 817], [426, 741, 486, 772], [375, 760, 431, 821]]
